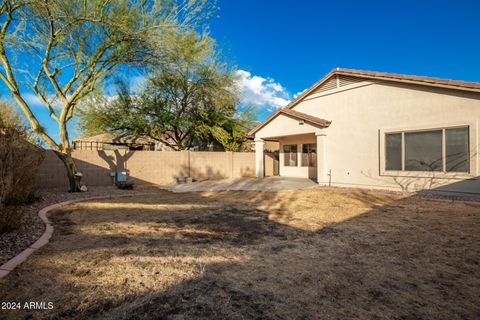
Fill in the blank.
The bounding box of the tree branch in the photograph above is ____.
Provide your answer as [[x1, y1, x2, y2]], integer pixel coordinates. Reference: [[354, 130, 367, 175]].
[[41, 4, 68, 105], [33, 68, 60, 122], [0, 2, 59, 150]]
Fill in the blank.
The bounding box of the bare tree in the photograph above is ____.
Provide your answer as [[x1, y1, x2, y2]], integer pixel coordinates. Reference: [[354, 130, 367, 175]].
[[0, 0, 211, 191]]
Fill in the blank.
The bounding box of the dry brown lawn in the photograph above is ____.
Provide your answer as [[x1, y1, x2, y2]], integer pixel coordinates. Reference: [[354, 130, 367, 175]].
[[1, 188, 479, 319]]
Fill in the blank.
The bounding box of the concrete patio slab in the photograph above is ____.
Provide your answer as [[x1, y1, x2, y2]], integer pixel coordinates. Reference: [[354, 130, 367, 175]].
[[168, 176, 318, 193]]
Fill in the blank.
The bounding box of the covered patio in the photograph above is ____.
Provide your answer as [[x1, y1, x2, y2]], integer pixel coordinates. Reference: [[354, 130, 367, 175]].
[[249, 108, 331, 184]]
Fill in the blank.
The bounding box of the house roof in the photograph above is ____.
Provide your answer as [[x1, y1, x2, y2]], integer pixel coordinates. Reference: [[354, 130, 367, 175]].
[[285, 68, 480, 110], [249, 68, 480, 137], [248, 108, 331, 136], [73, 133, 157, 145]]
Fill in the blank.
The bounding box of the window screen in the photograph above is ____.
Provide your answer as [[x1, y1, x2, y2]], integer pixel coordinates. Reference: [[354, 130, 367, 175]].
[[385, 133, 402, 170], [283, 144, 297, 167], [446, 127, 469, 172], [405, 130, 442, 171], [301, 144, 317, 167]]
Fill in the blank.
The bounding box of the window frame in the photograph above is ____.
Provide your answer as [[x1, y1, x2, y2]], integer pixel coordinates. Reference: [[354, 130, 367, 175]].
[[385, 133, 402, 171], [301, 143, 317, 167], [383, 125, 470, 175], [404, 129, 443, 172], [283, 144, 298, 167]]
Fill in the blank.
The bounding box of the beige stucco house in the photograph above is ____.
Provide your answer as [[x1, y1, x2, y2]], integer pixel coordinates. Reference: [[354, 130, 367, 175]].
[[249, 68, 480, 194]]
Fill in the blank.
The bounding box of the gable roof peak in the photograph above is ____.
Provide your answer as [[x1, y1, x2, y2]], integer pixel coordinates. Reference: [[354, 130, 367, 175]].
[[285, 68, 480, 110], [248, 108, 330, 136]]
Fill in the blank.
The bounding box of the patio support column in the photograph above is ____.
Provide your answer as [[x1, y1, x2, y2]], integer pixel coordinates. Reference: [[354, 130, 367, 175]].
[[254, 138, 265, 179], [316, 132, 328, 185]]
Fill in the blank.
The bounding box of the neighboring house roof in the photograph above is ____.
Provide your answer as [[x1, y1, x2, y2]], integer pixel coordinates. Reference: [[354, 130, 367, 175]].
[[250, 68, 480, 137], [248, 108, 331, 136], [286, 68, 480, 110], [73, 133, 156, 145]]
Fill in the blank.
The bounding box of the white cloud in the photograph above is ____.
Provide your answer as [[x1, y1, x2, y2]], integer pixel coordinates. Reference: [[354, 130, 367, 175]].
[[22, 92, 63, 110], [22, 93, 44, 107], [293, 89, 307, 99], [235, 70, 291, 110], [130, 75, 146, 93]]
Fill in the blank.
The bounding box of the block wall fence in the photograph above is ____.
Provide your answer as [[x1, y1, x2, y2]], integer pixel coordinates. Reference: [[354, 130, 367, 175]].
[[37, 150, 256, 188]]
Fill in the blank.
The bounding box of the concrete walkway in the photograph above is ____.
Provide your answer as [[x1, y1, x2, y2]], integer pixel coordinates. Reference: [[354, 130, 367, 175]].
[[168, 176, 318, 192]]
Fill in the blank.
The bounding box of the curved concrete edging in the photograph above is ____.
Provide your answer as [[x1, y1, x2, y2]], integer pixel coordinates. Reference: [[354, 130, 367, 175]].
[[0, 191, 159, 279]]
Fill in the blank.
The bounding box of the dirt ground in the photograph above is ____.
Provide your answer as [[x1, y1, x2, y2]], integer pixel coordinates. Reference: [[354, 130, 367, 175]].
[[1, 188, 479, 319]]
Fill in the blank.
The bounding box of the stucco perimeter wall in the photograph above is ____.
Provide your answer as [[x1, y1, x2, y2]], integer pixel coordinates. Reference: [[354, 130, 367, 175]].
[[292, 81, 480, 193], [37, 150, 255, 189]]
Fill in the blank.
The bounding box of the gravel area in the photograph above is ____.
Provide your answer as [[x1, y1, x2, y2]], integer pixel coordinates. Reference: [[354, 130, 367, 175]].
[[0, 185, 164, 266], [415, 191, 480, 203]]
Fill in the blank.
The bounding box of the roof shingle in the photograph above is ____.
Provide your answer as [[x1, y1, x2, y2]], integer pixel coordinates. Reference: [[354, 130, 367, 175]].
[[285, 68, 480, 110], [248, 108, 330, 136], [336, 68, 480, 91]]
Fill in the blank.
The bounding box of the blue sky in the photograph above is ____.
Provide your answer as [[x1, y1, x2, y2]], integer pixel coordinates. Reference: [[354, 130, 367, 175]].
[[2, 0, 480, 142], [211, 0, 480, 118]]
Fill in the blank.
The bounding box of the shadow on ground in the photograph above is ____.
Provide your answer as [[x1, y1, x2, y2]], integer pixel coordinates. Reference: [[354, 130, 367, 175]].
[[0, 188, 479, 320]]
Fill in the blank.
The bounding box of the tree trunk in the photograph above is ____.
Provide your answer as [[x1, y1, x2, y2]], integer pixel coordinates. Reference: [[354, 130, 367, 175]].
[[53, 151, 81, 192]]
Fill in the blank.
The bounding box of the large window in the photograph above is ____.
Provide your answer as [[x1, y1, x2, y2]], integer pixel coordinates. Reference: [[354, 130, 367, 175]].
[[385, 127, 469, 173], [446, 127, 470, 172], [385, 133, 402, 170], [405, 130, 443, 171], [302, 144, 317, 167], [283, 144, 297, 167]]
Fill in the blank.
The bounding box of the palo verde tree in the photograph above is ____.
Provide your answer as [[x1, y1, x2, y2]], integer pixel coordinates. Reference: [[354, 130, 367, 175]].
[[0, 0, 211, 191], [79, 31, 253, 151]]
